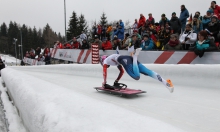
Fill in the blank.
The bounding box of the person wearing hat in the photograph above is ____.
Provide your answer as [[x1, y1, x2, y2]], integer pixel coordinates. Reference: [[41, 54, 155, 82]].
[[179, 24, 197, 50], [81, 39, 90, 49], [101, 38, 112, 51], [141, 34, 154, 50], [112, 37, 121, 50], [159, 14, 170, 27], [164, 34, 182, 50], [202, 9, 214, 30], [207, 15, 220, 43], [170, 12, 182, 35], [94, 35, 102, 49], [163, 27, 172, 47], [210, 1, 220, 20], [180, 5, 189, 32], [191, 15, 203, 34], [129, 34, 141, 50], [189, 30, 218, 57]]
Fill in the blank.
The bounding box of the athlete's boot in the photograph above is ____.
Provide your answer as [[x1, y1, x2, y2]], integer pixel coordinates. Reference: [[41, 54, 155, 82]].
[[166, 79, 174, 93]]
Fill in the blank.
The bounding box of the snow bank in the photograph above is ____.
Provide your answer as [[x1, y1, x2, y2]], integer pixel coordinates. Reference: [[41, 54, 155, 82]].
[[1, 68, 184, 132], [0, 79, 26, 132]]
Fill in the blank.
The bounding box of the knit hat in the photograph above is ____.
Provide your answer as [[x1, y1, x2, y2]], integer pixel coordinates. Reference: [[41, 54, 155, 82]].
[[172, 12, 176, 15], [143, 33, 149, 38], [125, 33, 130, 37], [212, 15, 218, 19], [161, 14, 166, 17], [207, 9, 214, 13]]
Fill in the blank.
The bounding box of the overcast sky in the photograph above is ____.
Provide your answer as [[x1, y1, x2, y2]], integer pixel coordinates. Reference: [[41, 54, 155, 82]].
[[0, 0, 211, 36]]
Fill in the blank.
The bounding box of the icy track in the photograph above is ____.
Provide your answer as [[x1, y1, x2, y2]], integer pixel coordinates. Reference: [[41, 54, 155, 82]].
[[1, 64, 220, 132]]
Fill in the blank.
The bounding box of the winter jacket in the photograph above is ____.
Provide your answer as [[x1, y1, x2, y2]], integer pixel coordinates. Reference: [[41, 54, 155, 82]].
[[207, 22, 220, 41], [212, 5, 220, 19], [114, 28, 124, 40], [102, 41, 112, 50], [64, 43, 72, 49], [147, 17, 155, 25], [138, 16, 146, 28], [97, 25, 102, 35], [119, 22, 125, 30], [81, 42, 90, 49], [179, 30, 197, 44], [131, 39, 141, 49], [195, 40, 210, 50], [112, 40, 121, 50], [179, 8, 189, 24], [141, 38, 154, 50], [170, 17, 181, 34], [106, 26, 112, 34], [133, 22, 138, 30], [202, 16, 212, 29], [159, 17, 170, 27], [72, 41, 80, 49]]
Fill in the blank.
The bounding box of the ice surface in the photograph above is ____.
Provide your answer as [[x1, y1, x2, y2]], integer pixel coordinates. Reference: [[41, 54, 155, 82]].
[[1, 64, 220, 132]]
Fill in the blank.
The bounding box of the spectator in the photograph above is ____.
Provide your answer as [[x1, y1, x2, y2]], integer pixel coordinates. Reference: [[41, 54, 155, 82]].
[[147, 13, 155, 25], [92, 25, 97, 38], [35, 47, 41, 56], [164, 34, 182, 50], [112, 37, 121, 50], [25, 51, 30, 58], [207, 15, 220, 43], [80, 31, 87, 44], [121, 33, 130, 50], [141, 34, 154, 50], [101, 25, 106, 40], [179, 24, 197, 50], [56, 41, 63, 49], [119, 20, 125, 29], [138, 14, 146, 34], [191, 15, 203, 34], [210, 1, 220, 20], [170, 12, 182, 34], [106, 25, 112, 40], [129, 34, 141, 49], [97, 24, 102, 39], [140, 26, 147, 37], [133, 19, 139, 31], [44, 47, 50, 56], [64, 43, 72, 49], [159, 14, 170, 27], [81, 39, 90, 49], [72, 37, 80, 49], [37, 54, 45, 61], [163, 27, 172, 47], [30, 48, 35, 54], [190, 30, 218, 57], [158, 25, 166, 49], [101, 38, 112, 51], [202, 9, 213, 30], [195, 11, 203, 21], [0, 59, 5, 77], [114, 25, 124, 40], [29, 51, 35, 59], [180, 5, 189, 32], [133, 30, 142, 40], [94, 35, 102, 49]]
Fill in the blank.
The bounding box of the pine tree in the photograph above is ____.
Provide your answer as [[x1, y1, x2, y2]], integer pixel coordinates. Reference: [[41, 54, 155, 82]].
[[0, 22, 8, 37], [0, 23, 8, 53], [78, 14, 88, 33], [99, 12, 108, 26], [67, 11, 79, 40]]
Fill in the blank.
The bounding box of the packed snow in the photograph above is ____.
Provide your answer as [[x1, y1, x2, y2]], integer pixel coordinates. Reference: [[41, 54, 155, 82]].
[[0, 54, 21, 66], [1, 64, 220, 132]]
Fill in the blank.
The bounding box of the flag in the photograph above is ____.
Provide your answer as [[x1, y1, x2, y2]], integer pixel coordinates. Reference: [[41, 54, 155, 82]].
[[187, 14, 192, 24]]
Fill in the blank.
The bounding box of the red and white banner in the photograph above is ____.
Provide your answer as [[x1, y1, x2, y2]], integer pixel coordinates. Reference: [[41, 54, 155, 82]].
[[51, 49, 91, 64], [91, 44, 99, 64], [51, 49, 220, 64]]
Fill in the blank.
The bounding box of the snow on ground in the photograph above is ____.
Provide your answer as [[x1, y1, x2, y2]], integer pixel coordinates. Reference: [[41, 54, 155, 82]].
[[0, 54, 21, 66], [0, 93, 7, 132], [1, 64, 220, 132], [0, 78, 26, 132]]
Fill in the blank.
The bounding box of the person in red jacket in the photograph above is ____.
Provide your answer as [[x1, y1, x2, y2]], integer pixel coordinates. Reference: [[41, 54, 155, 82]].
[[64, 43, 72, 49], [56, 41, 63, 49], [97, 25, 102, 39], [138, 14, 146, 35], [210, 1, 220, 19], [101, 38, 112, 51], [72, 37, 80, 49]]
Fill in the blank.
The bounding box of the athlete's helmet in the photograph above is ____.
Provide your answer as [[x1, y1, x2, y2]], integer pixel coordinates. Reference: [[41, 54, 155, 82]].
[[100, 55, 108, 65]]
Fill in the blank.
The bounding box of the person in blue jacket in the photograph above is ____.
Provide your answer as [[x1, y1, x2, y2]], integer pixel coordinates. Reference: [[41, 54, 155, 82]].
[[202, 9, 213, 30], [114, 25, 124, 40], [119, 19, 124, 30], [141, 34, 154, 50], [179, 5, 189, 32]]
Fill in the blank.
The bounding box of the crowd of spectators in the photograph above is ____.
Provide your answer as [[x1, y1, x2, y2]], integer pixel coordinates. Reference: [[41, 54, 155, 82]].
[[25, 47, 51, 64], [53, 1, 220, 57]]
